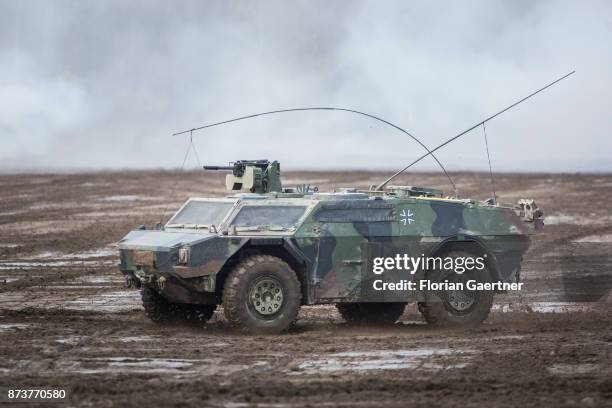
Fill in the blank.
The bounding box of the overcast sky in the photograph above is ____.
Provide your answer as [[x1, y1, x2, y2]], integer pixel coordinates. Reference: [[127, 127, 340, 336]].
[[1, 0, 610, 173]]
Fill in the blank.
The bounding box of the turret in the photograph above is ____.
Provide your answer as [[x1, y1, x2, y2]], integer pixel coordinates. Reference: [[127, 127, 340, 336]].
[[203, 160, 282, 194]]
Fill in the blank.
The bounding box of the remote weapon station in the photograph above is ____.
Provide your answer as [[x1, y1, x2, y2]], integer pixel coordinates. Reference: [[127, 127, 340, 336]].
[[117, 72, 572, 333]]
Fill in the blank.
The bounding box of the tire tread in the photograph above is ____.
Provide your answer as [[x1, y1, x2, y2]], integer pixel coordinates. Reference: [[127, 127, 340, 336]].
[[222, 255, 301, 333]]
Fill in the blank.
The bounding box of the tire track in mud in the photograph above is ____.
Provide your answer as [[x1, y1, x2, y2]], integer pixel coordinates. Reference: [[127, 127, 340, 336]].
[[0, 268, 112, 293]]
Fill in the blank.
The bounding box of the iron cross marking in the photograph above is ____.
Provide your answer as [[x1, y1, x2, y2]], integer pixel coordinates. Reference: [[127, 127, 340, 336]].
[[400, 209, 414, 226]]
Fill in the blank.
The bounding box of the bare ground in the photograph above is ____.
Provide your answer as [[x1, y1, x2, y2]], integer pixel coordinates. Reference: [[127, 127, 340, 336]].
[[1, 170, 612, 407]]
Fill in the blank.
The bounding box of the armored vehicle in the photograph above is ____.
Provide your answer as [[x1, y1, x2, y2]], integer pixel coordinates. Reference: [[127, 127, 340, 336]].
[[118, 160, 543, 333]]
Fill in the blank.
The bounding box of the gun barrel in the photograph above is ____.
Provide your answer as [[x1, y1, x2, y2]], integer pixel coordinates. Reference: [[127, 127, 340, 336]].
[[203, 165, 234, 171]]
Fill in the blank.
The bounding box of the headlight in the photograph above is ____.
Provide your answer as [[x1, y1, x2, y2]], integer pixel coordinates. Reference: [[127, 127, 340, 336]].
[[178, 247, 190, 265]]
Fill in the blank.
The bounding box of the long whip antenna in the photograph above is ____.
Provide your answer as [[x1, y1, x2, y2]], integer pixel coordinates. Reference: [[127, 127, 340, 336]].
[[482, 122, 496, 204], [172, 107, 457, 194], [159, 130, 201, 225], [375, 70, 575, 191]]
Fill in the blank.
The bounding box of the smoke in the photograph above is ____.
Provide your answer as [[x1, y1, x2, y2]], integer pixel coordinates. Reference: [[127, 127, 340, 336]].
[[1, 0, 611, 172]]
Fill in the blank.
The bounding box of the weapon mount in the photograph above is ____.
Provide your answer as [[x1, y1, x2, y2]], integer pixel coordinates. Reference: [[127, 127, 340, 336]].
[[203, 160, 282, 194]]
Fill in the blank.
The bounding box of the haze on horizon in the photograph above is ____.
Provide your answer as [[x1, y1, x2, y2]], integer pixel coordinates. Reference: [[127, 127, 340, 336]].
[[1, 1, 611, 173]]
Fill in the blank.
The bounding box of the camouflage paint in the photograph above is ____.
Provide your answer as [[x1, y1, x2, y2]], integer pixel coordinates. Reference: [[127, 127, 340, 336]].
[[118, 191, 539, 305]]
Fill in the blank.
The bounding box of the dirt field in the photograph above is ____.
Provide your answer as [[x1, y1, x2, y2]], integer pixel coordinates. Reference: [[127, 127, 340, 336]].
[[1, 170, 612, 407]]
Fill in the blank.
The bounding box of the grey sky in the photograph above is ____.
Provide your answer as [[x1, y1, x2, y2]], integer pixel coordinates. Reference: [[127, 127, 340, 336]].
[[1, 0, 610, 172]]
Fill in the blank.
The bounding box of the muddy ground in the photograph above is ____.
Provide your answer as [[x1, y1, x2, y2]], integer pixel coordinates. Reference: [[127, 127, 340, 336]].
[[1, 170, 611, 407]]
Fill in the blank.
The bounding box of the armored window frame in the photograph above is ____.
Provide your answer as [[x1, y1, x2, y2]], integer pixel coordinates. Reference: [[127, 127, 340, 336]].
[[313, 201, 395, 223], [226, 201, 312, 231], [166, 198, 238, 228]]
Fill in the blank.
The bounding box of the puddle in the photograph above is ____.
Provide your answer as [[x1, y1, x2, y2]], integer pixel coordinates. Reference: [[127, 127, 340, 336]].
[[73, 210, 158, 218], [139, 203, 178, 210], [0, 323, 30, 333], [0, 260, 115, 270], [0, 210, 28, 217], [494, 302, 594, 313], [544, 213, 612, 226], [204, 342, 231, 347], [75, 275, 120, 284], [119, 336, 154, 343], [72, 357, 200, 374], [0, 289, 139, 312], [2, 220, 93, 234], [0, 244, 21, 248], [29, 178, 52, 185], [0, 248, 117, 269], [574, 234, 612, 243], [486, 335, 526, 341], [547, 363, 602, 376], [100, 195, 158, 202], [29, 202, 81, 211], [63, 291, 142, 313], [26, 249, 116, 260], [80, 182, 112, 188], [296, 348, 473, 373], [47, 285, 113, 289], [56, 336, 88, 345], [61, 357, 249, 376], [544, 214, 583, 225], [29, 251, 59, 259], [223, 403, 379, 408], [530, 302, 594, 313], [65, 250, 116, 259]]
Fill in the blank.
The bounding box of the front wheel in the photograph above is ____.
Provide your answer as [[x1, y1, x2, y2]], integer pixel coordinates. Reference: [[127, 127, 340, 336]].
[[141, 286, 216, 324], [141, 286, 175, 323], [222, 255, 301, 333], [178, 303, 216, 323], [418, 250, 494, 327]]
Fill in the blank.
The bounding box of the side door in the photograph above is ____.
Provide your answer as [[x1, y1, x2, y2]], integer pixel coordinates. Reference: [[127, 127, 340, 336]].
[[360, 198, 441, 302], [308, 200, 397, 302]]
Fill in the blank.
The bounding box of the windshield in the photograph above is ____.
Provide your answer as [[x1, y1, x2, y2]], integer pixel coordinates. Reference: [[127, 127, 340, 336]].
[[167, 201, 234, 227], [230, 206, 307, 229]]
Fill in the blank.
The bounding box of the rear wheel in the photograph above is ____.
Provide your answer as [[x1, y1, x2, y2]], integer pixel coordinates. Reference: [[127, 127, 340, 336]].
[[336, 302, 406, 325], [222, 255, 301, 333], [418, 250, 494, 327]]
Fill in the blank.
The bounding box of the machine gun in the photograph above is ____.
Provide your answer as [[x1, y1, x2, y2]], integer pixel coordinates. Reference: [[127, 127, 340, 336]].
[[203, 160, 282, 194]]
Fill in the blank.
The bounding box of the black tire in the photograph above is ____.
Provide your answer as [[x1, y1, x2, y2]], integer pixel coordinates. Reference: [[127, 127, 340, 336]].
[[222, 255, 301, 334], [141, 286, 175, 323], [178, 303, 217, 324], [336, 302, 406, 325], [418, 250, 494, 328], [141, 286, 216, 324]]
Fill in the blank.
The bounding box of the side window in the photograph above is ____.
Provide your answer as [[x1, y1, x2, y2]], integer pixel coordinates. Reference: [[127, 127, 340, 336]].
[[231, 206, 307, 227], [314, 202, 395, 222]]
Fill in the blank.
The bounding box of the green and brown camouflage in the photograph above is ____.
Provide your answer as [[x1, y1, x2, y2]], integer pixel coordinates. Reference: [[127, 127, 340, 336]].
[[117, 161, 543, 309]]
